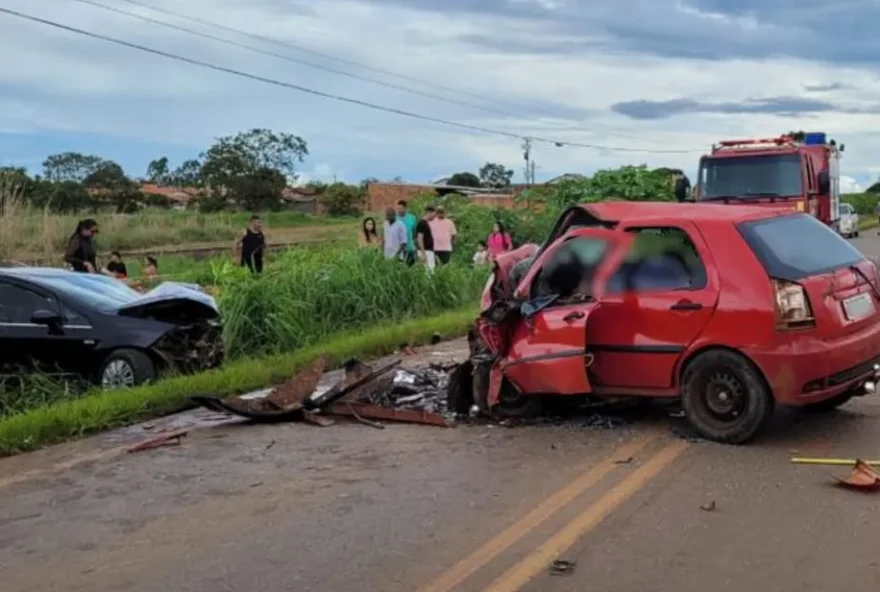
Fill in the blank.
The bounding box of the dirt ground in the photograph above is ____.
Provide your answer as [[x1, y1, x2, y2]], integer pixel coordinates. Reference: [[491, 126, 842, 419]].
[[3, 238, 880, 592]]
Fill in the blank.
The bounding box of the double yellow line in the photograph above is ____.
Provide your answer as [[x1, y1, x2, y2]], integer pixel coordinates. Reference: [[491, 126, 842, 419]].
[[419, 437, 689, 592]]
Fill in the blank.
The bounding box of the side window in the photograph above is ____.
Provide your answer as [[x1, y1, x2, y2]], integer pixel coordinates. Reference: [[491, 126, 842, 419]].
[[531, 237, 610, 300], [0, 282, 58, 324], [606, 227, 708, 294], [62, 304, 90, 326], [804, 156, 815, 193]]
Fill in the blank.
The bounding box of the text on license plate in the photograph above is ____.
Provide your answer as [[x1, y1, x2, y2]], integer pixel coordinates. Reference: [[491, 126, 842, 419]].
[[842, 293, 875, 321]]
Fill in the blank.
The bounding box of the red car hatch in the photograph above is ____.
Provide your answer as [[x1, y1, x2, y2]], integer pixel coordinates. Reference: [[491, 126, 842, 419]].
[[492, 228, 633, 402]]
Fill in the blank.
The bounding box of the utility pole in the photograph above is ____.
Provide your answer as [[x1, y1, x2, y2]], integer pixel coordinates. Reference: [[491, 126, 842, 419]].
[[522, 138, 533, 186]]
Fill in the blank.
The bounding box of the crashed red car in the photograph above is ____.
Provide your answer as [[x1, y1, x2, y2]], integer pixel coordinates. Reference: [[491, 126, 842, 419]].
[[448, 202, 880, 444]]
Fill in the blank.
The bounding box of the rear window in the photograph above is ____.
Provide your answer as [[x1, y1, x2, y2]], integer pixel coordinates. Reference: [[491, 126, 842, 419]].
[[737, 214, 864, 280]]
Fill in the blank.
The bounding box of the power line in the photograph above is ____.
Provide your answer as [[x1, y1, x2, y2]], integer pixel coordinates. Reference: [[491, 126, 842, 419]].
[[70, 0, 528, 120], [0, 7, 698, 154], [111, 0, 649, 142]]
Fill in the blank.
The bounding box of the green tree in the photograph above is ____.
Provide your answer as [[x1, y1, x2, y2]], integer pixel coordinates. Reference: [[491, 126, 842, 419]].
[[169, 159, 203, 187], [200, 128, 308, 189], [478, 162, 514, 188], [226, 166, 288, 211], [319, 183, 364, 216], [447, 172, 481, 188], [82, 160, 128, 190], [146, 157, 171, 185], [42, 152, 104, 183], [867, 180, 880, 194]]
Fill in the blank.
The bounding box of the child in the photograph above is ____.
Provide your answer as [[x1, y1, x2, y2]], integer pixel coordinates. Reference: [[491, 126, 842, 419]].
[[105, 251, 128, 279], [143, 255, 159, 278], [472, 242, 489, 265]]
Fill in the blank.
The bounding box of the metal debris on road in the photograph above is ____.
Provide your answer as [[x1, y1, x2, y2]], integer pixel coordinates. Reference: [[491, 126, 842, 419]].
[[833, 460, 880, 491], [127, 429, 188, 453], [548, 560, 577, 576]]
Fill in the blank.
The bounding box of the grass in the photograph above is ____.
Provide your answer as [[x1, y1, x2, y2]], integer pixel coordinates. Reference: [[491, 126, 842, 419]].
[[0, 194, 356, 262], [0, 306, 478, 455]]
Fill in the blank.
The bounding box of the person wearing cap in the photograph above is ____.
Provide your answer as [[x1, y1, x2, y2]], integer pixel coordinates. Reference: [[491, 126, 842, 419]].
[[429, 205, 457, 265]]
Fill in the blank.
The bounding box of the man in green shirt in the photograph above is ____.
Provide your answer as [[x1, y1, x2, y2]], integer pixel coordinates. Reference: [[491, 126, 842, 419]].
[[395, 199, 418, 265]]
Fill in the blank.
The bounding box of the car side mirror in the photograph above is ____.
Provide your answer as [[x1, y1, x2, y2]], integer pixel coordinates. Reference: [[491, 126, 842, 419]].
[[817, 171, 830, 194], [31, 309, 62, 327]]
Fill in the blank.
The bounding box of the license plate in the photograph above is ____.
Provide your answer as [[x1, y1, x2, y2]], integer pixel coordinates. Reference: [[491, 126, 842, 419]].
[[843, 293, 875, 321]]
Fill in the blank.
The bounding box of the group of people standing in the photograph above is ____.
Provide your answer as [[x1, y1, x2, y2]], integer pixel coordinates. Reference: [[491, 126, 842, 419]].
[[64, 218, 158, 282], [358, 199, 514, 268]]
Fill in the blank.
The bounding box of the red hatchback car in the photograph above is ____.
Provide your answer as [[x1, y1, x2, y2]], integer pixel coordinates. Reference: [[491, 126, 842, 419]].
[[450, 202, 880, 443]]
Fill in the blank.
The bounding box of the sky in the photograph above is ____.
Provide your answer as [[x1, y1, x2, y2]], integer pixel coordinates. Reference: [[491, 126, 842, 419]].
[[0, 0, 878, 190]]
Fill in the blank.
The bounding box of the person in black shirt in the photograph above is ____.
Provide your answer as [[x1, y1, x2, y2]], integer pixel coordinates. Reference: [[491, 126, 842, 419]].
[[65, 218, 99, 273], [672, 169, 692, 202], [415, 206, 437, 270], [106, 251, 128, 279], [236, 215, 266, 274]]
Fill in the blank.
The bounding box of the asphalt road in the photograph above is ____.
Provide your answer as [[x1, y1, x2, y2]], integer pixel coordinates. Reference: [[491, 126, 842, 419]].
[[3, 238, 880, 592]]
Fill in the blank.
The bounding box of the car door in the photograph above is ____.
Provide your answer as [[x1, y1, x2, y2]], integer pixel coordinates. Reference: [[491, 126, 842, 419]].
[[0, 279, 94, 377], [586, 223, 720, 390], [501, 228, 633, 396]]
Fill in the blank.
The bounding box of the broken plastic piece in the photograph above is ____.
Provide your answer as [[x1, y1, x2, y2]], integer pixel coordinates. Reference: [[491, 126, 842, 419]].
[[834, 460, 880, 490], [548, 560, 577, 576], [127, 429, 188, 453]]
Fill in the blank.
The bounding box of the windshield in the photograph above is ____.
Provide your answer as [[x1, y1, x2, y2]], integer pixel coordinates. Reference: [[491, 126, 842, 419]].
[[30, 273, 141, 312], [737, 214, 864, 280], [698, 153, 803, 199]]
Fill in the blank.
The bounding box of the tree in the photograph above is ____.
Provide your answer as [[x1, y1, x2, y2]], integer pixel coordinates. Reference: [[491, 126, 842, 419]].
[[447, 172, 481, 188], [227, 166, 287, 211], [169, 159, 203, 187], [478, 162, 514, 188], [867, 180, 880, 194], [82, 160, 128, 190], [42, 152, 104, 183], [200, 128, 308, 189], [146, 157, 171, 185], [319, 183, 365, 216]]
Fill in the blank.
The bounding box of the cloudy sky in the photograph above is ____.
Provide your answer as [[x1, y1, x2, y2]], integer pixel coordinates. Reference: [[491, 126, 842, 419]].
[[0, 0, 878, 189]]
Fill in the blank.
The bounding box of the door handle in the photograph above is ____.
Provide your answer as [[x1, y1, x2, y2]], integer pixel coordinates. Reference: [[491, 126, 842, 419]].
[[670, 300, 702, 311], [562, 310, 585, 322]]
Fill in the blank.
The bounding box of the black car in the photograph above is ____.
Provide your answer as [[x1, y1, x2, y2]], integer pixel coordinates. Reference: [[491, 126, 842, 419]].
[[0, 268, 223, 388]]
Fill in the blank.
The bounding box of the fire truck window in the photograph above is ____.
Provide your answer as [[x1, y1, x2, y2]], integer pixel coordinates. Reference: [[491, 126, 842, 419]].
[[701, 153, 803, 198]]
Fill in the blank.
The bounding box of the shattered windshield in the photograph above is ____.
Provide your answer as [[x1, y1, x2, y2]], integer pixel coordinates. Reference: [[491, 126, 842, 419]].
[[29, 273, 141, 312], [698, 153, 803, 199]]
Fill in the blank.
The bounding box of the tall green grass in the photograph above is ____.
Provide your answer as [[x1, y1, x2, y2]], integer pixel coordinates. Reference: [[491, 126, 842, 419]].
[[216, 247, 488, 358]]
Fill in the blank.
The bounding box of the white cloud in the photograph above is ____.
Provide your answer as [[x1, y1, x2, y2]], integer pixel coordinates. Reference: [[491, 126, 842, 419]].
[[840, 175, 863, 193], [0, 0, 877, 184]]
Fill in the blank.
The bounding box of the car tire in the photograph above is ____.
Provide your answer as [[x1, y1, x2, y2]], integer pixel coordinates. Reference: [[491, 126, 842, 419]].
[[98, 349, 156, 389], [473, 365, 543, 419], [446, 360, 475, 414], [680, 350, 774, 444], [801, 392, 854, 413]]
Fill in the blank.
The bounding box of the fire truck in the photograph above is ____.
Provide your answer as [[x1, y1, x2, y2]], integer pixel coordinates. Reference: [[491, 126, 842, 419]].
[[695, 132, 845, 229]]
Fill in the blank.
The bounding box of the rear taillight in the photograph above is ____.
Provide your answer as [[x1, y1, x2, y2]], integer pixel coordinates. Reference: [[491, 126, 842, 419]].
[[772, 279, 816, 329]]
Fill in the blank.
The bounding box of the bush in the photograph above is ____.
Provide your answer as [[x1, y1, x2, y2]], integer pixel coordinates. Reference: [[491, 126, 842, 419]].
[[215, 247, 488, 358], [319, 182, 365, 216], [843, 193, 877, 216]]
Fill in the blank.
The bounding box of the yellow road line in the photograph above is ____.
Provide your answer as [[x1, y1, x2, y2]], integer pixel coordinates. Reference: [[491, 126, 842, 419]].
[[417, 437, 653, 592], [484, 440, 689, 592]]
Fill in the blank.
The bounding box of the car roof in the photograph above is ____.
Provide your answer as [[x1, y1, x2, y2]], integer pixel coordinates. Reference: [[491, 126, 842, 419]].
[[0, 267, 81, 280], [580, 201, 797, 225]]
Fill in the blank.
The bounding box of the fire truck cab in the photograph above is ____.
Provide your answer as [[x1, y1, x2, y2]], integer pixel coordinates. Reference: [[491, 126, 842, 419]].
[[695, 133, 844, 229]]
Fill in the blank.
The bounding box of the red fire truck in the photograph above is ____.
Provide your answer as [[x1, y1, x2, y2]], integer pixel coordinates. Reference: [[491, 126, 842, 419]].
[[695, 132, 845, 229]]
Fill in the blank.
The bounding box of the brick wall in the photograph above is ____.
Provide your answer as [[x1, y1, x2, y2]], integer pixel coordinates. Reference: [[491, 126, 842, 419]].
[[366, 183, 526, 213]]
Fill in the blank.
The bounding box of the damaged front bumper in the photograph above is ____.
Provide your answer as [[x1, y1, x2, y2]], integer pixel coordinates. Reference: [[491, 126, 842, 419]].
[[151, 320, 224, 374]]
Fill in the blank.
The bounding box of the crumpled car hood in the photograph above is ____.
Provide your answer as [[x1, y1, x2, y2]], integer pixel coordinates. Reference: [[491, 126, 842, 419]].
[[117, 282, 220, 323]]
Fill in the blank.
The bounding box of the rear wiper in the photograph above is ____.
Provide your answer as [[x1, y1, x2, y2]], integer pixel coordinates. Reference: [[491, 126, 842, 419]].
[[700, 195, 747, 203]]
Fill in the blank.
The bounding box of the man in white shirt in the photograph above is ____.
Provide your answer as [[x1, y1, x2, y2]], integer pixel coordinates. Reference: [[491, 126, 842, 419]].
[[383, 207, 407, 260]]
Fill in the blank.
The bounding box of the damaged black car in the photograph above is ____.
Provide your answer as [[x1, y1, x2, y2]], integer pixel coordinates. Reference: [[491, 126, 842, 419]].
[[0, 268, 223, 388]]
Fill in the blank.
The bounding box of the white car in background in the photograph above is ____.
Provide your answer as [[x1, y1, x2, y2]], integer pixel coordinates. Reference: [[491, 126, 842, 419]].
[[839, 202, 860, 238]]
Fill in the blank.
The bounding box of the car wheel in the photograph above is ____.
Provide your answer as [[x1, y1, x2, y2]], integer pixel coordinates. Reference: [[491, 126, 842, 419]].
[[801, 392, 854, 413], [680, 350, 774, 444], [99, 349, 156, 389], [446, 360, 475, 414], [473, 365, 543, 419]]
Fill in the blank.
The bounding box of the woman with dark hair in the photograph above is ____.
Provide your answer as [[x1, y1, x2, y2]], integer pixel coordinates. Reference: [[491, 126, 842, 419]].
[[358, 217, 380, 247], [143, 255, 159, 278], [64, 218, 99, 273], [486, 221, 513, 260]]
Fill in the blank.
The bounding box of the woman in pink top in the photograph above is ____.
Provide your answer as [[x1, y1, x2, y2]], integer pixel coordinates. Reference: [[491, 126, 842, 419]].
[[486, 221, 513, 259]]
